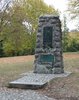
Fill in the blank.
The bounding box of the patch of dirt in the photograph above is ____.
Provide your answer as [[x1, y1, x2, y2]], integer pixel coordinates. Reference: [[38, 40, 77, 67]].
[[0, 55, 34, 64], [37, 73, 79, 100], [64, 53, 79, 59], [0, 53, 79, 63]]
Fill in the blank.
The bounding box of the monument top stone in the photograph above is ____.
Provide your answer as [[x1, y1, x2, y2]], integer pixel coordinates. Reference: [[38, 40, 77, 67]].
[[39, 14, 59, 18]]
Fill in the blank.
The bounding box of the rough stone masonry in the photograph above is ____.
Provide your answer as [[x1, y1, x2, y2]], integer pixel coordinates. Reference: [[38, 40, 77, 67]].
[[34, 15, 64, 74]]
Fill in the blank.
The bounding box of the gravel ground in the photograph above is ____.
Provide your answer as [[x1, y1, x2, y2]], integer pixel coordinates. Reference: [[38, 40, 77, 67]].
[[0, 88, 55, 100]]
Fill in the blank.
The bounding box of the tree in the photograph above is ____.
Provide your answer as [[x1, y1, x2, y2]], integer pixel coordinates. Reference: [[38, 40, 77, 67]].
[[0, 3, 27, 56], [0, 40, 4, 57], [68, 0, 79, 18], [13, 0, 58, 33], [0, 0, 11, 33], [0, 0, 58, 56], [63, 15, 69, 36], [0, 0, 12, 56], [68, 0, 79, 30], [62, 15, 69, 52]]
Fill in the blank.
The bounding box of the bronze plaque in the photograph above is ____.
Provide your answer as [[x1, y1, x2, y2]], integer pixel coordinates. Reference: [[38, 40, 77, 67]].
[[43, 26, 52, 48]]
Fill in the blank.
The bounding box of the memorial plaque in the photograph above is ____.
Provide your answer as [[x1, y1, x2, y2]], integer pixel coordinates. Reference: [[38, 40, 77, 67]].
[[43, 26, 52, 48], [39, 54, 54, 63]]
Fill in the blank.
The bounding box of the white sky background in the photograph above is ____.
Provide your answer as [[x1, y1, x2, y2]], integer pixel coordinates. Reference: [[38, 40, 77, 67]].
[[44, 0, 68, 13], [44, 0, 77, 31]]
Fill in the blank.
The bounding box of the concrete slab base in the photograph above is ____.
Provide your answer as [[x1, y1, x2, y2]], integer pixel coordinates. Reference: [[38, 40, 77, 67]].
[[9, 71, 71, 89]]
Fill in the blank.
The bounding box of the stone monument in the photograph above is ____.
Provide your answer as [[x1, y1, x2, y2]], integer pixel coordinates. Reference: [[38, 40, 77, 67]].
[[9, 15, 71, 89], [34, 15, 64, 74]]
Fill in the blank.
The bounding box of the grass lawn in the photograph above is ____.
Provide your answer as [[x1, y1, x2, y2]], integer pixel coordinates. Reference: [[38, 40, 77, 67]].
[[0, 56, 34, 87], [0, 53, 79, 99]]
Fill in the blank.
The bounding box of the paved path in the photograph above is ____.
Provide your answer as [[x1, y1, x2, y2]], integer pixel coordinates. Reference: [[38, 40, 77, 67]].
[[0, 88, 55, 100]]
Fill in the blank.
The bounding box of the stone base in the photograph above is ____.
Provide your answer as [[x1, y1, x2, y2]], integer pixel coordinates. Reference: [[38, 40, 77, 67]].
[[34, 64, 64, 74], [34, 64, 52, 74], [9, 71, 71, 89]]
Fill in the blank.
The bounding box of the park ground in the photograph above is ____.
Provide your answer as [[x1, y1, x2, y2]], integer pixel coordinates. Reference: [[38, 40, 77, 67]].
[[0, 52, 79, 100]]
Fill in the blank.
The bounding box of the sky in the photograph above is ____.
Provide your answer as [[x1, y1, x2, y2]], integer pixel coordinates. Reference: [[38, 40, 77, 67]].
[[44, 0, 77, 31], [44, 0, 68, 13]]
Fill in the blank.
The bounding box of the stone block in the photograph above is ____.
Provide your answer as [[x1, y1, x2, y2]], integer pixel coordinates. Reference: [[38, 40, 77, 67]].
[[54, 51, 61, 56], [55, 56, 61, 62], [54, 42, 61, 48], [54, 62, 62, 67], [52, 68, 64, 74], [9, 71, 71, 89], [34, 64, 52, 74]]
